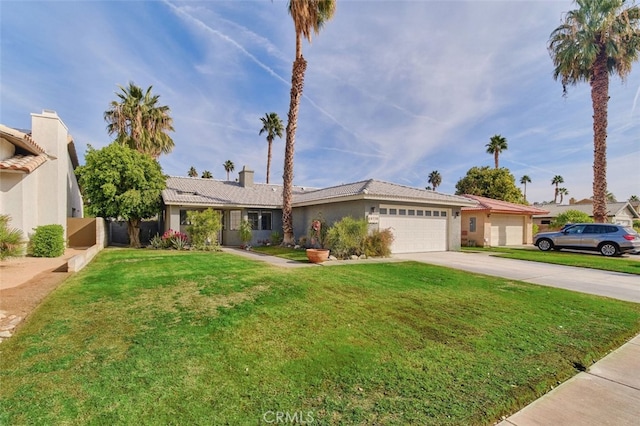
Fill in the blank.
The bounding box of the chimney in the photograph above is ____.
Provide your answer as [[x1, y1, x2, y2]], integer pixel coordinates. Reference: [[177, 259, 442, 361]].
[[238, 166, 254, 188]]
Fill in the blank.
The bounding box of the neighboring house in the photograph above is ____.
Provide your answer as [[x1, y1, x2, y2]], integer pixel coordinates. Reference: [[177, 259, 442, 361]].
[[460, 195, 549, 247], [0, 110, 83, 242], [161, 167, 477, 253], [533, 202, 639, 231]]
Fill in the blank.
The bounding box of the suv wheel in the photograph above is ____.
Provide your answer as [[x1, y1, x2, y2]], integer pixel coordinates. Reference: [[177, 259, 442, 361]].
[[599, 242, 619, 257], [537, 238, 553, 252]]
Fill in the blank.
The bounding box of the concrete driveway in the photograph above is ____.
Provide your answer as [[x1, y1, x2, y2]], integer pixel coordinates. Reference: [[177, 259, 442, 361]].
[[393, 251, 640, 304]]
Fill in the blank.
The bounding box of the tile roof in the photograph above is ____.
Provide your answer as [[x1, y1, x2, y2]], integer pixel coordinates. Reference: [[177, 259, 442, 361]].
[[461, 194, 550, 215], [532, 202, 639, 218], [163, 177, 477, 209], [0, 124, 46, 155], [162, 176, 310, 208], [293, 179, 477, 206], [0, 154, 48, 173]]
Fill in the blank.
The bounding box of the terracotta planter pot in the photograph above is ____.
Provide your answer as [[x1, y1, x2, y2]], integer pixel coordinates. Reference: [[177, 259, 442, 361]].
[[306, 248, 330, 263]]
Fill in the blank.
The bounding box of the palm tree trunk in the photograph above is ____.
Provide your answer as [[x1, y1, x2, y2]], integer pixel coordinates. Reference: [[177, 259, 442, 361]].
[[282, 54, 308, 245], [127, 218, 141, 248], [266, 137, 273, 184], [494, 152, 499, 169], [591, 51, 609, 223]]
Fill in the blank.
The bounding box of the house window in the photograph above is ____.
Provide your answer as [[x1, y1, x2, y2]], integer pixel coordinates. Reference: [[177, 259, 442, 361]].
[[399, 209, 406, 215], [433, 211, 440, 217], [248, 211, 259, 230], [469, 217, 477, 233], [180, 210, 189, 225], [261, 212, 272, 231], [230, 210, 242, 230], [541, 220, 551, 225], [417, 210, 424, 216], [389, 208, 397, 215], [380, 208, 387, 215]]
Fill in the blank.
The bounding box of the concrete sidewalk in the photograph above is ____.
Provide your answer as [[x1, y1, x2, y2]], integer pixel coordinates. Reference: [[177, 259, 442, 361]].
[[224, 248, 640, 425]]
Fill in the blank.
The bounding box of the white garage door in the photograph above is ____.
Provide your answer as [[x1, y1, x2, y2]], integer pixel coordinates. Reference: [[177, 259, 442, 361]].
[[379, 207, 448, 253], [490, 214, 524, 246]]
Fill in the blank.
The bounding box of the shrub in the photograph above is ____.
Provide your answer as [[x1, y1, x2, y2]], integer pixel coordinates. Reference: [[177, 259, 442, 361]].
[[363, 228, 394, 257], [186, 209, 222, 250], [532, 223, 539, 236], [325, 217, 368, 259], [0, 215, 25, 260], [633, 220, 640, 233], [28, 224, 65, 257], [239, 220, 253, 246], [270, 231, 282, 245], [551, 210, 593, 229], [149, 234, 164, 249], [308, 214, 328, 248], [161, 229, 189, 250]]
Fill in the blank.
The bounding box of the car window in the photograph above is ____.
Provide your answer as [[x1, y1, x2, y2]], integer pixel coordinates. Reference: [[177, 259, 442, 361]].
[[605, 225, 619, 233], [583, 225, 599, 234], [565, 225, 585, 234]]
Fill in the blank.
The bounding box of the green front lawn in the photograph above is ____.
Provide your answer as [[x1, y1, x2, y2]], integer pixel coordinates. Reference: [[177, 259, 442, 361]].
[[252, 245, 309, 262], [1, 249, 639, 425], [462, 246, 640, 275]]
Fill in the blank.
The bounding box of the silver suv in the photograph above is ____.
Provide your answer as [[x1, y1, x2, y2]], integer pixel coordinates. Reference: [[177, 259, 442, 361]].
[[534, 223, 640, 257]]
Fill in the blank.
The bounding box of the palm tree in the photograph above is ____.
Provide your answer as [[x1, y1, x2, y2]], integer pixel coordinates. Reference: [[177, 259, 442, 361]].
[[485, 134, 508, 169], [259, 112, 284, 184], [552, 175, 564, 203], [558, 187, 569, 204], [520, 175, 532, 202], [281, 0, 336, 245], [188, 166, 198, 178], [428, 170, 442, 191], [630, 195, 640, 202], [223, 160, 235, 181], [104, 82, 175, 158], [606, 191, 617, 202], [201, 170, 213, 179], [549, 0, 640, 222]]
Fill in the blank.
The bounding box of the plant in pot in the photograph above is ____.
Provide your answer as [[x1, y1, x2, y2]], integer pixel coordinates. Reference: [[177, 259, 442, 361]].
[[306, 215, 330, 263]]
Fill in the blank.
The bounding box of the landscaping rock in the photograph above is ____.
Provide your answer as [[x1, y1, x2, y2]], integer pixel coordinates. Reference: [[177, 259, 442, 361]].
[[350, 255, 359, 260], [0, 330, 12, 338], [359, 254, 367, 260], [329, 255, 337, 261]]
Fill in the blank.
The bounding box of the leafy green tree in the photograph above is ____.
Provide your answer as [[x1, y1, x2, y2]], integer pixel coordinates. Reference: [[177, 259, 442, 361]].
[[223, 160, 234, 181], [104, 82, 175, 158], [552, 175, 564, 203], [202, 170, 213, 179], [76, 143, 166, 248], [549, 0, 640, 222], [259, 112, 284, 184], [485, 134, 508, 169], [0, 215, 24, 260], [520, 175, 532, 202], [239, 219, 253, 246], [428, 170, 442, 191], [186, 208, 222, 250], [551, 209, 594, 229], [455, 166, 524, 203], [282, 0, 336, 245], [188, 166, 198, 177]]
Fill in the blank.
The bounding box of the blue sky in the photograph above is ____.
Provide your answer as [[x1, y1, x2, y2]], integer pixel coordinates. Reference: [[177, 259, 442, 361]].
[[1, 0, 639, 204]]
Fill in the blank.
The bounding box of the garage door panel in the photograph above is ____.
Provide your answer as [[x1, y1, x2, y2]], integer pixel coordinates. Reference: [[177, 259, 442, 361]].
[[490, 214, 523, 246], [379, 216, 447, 253]]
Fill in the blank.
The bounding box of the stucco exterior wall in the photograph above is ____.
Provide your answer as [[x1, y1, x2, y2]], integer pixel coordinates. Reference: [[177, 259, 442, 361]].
[[293, 200, 371, 244], [1, 111, 84, 242], [461, 212, 490, 247]]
